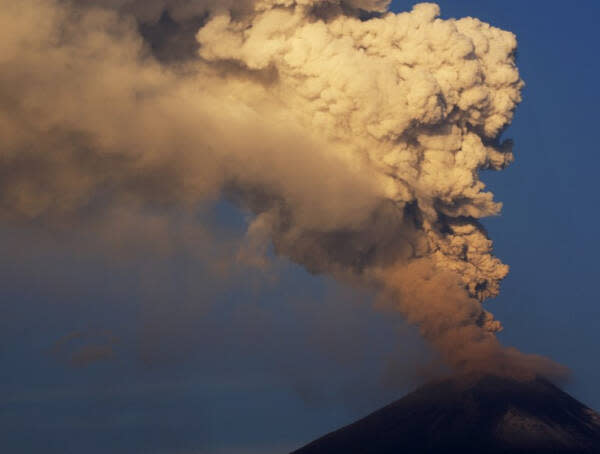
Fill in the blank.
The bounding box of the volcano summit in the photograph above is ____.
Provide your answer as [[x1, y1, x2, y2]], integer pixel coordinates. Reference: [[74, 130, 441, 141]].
[[292, 374, 600, 454]]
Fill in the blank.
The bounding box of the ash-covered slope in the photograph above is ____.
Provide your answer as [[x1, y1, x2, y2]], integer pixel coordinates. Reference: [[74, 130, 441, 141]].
[[291, 375, 600, 454]]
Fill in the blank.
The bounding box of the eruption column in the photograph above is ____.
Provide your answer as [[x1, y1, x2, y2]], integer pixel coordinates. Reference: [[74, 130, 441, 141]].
[[0, 0, 565, 378]]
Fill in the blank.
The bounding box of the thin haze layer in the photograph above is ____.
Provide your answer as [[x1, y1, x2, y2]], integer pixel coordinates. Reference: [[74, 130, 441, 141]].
[[0, 0, 565, 378]]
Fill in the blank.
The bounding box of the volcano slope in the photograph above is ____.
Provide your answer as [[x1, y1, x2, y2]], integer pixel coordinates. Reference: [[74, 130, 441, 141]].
[[291, 374, 600, 454]]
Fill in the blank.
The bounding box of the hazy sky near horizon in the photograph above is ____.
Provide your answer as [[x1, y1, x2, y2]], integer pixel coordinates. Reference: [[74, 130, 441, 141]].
[[2, 1, 599, 453]]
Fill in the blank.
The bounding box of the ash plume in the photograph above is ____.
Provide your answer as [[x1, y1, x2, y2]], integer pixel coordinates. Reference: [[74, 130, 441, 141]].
[[0, 0, 565, 378]]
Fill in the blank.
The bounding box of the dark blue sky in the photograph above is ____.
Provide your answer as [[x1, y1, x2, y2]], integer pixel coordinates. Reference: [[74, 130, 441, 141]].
[[421, 0, 600, 410], [2, 1, 599, 453]]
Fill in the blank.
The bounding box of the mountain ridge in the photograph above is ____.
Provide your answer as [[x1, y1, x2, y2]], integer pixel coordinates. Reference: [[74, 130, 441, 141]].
[[291, 374, 600, 454]]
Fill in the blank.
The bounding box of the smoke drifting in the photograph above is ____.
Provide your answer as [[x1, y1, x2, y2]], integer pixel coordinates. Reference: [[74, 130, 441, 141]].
[[0, 0, 565, 378], [50, 330, 118, 368]]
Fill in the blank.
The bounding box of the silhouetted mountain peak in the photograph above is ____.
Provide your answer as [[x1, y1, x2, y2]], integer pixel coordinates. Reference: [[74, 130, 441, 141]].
[[292, 374, 600, 454]]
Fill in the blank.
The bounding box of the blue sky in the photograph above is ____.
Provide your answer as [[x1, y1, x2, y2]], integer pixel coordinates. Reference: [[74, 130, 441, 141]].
[[421, 0, 600, 408], [1, 1, 599, 453]]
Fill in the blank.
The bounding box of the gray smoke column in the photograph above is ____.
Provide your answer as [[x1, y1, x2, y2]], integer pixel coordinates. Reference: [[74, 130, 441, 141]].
[[0, 0, 565, 378]]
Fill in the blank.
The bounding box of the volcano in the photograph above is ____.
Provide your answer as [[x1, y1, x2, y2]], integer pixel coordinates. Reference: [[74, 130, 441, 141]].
[[291, 374, 600, 454]]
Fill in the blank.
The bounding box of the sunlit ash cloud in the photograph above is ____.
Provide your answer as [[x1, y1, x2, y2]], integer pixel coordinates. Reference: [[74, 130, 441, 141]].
[[0, 0, 566, 379]]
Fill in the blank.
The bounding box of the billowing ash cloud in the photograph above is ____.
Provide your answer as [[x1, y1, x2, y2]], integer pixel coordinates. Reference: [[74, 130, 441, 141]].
[[0, 0, 565, 378]]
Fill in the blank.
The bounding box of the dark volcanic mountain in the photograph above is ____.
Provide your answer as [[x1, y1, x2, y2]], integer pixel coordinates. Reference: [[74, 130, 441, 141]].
[[291, 374, 600, 454]]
